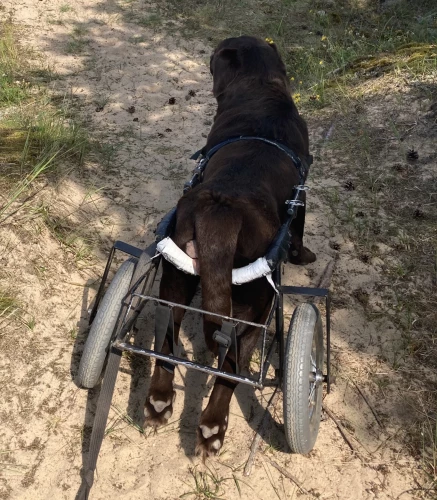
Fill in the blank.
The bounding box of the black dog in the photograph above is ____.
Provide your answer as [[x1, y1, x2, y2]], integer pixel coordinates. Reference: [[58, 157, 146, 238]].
[[145, 36, 315, 458]]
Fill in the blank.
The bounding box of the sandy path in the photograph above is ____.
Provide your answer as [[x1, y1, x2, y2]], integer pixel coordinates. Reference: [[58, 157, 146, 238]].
[[0, 1, 422, 499]]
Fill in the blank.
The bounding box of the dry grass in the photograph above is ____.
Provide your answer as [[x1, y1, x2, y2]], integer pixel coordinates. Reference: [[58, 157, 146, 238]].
[[0, 19, 88, 219]]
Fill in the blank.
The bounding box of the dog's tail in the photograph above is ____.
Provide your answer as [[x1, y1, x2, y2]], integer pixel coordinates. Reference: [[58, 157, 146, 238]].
[[194, 191, 242, 322]]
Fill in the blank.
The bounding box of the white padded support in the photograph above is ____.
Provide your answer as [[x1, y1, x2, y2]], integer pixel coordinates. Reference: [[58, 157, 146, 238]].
[[157, 237, 197, 275], [232, 257, 272, 285], [156, 237, 275, 287]]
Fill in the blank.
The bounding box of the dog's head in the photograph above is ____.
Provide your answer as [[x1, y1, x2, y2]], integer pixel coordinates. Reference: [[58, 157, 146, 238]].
[[210, 36, 288, 97]]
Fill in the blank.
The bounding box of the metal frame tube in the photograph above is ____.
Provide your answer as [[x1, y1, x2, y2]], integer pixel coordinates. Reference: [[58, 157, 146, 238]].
[[114, 341, 264, 388], [89, 241, 150, 324], [89, 246, 116, 324], [131, 295, 270, 330], [274, 264, 284, 386]]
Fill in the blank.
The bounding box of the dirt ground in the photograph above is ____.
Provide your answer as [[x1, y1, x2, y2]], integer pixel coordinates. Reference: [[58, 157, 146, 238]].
[[0, 1, 435, 499]]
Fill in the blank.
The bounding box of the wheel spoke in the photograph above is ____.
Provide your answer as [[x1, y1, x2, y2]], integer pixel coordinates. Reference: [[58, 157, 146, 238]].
[[310, 354, 316, 370], [308, 383, 316, 405]]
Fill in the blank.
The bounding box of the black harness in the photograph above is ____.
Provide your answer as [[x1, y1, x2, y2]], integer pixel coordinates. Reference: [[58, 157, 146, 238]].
[[180, 136, 313, 374], [185, 136, 312, 193]]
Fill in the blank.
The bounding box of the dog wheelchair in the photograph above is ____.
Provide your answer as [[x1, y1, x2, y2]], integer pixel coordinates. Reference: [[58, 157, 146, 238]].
[[76, 141, 332, 498]]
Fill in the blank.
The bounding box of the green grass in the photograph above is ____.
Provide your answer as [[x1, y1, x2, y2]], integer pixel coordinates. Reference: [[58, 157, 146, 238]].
[[160, 0, 436, 107], [59, 4, 73, 13], [181, 465, 230, 499], [0, 290, 20, 323], [0, 22, 30, 106], [0, 19, 88, 223]]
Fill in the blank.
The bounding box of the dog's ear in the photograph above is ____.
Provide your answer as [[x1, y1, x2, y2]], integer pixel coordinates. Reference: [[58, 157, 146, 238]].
[[216, 47, 239, 62], [267, 42, 287, 80], [211, 48, 240, 96], [210, 48, 239, 75], [268, 42, 279, 53]]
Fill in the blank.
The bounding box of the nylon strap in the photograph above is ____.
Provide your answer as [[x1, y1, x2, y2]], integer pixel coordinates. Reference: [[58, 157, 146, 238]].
[[155, 304, 180, 373], [190, 136, 309, 185], [213, 320, 238, 374], [76, 347, 123, 500]]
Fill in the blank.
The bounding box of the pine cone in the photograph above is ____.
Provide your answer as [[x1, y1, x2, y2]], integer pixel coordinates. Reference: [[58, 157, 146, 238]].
[[407, 148, 419, 161]]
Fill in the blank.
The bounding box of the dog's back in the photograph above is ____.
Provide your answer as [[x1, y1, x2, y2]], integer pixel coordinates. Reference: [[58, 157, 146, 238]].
[[174, 36, 309, 318]]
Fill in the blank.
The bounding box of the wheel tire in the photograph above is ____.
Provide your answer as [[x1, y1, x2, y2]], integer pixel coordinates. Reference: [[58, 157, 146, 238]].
[[283, 303, 324, 454], [77, 258, 137, 389]]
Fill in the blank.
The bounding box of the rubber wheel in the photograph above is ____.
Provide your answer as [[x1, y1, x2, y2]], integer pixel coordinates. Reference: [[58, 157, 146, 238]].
[[77, 258, 137, 388], [283, 303, 324, 454]]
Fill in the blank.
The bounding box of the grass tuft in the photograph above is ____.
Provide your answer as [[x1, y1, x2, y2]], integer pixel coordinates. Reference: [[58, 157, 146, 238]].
[[0, 19, 88, 223], [181, 465, 230, 499]]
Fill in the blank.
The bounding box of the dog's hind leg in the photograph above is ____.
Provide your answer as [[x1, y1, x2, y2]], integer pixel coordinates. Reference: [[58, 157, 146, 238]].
[[145, 258, 199, 428], [196, 281, 274, 459], [288, 191, 316, 265]]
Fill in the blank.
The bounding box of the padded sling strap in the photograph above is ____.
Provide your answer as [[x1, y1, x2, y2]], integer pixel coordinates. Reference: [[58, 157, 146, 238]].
[[155, 304, 180, 373], [76, 346, 123, 500]]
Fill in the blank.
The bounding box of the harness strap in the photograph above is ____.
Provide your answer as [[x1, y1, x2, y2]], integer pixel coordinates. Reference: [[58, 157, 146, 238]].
[[213, 320, 238, 374], [190, 136, 311, 185], [76, 346, 123, 500], [155, 304, 180, 373]]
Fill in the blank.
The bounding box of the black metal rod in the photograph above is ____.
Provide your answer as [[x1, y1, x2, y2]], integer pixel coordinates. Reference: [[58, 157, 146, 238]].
[[257, 294, 278, 384], [89, 241, 151, 325], [261, 334, 278, 382], [113, 240, 144, 259], [326, 292, 331, 394], [275, 265, 284, 387], [114, 341, 264, 388], [89, 246, 116, 324], [263, 379, 280, 387], [133, 295, 269, 329], [279, 286, 329, 297]]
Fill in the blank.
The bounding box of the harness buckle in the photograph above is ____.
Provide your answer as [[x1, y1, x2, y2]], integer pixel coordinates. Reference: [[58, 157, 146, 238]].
[[213, 330, 232, 349], [213, 320, 238, 373], [285, 199, 305, 216], [285, 200, 305, 207], [183, 158, 208, 193]]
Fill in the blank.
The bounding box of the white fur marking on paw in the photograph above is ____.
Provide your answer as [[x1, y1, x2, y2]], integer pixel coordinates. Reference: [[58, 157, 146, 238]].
[[149, 396, 171, 413], [164, 410, 171, 420], [199, 424, 219, 439], [224, 416, 228, 423], [211, 439, 221, 450], [222, 425, 227, 431], [144, 407, 150, 418]]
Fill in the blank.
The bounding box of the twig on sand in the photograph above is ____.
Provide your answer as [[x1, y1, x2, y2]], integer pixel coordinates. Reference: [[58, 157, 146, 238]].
[[323, 405, 355, 452], [310, 258, 336, 303], [263, 456, 314, 497], [351, 379, 385, 431], [243, 389, 280, 476]]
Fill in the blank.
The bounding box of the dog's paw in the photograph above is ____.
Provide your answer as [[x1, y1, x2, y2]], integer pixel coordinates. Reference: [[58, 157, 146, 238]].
[[195, 416, 228, 460], [144, 390, 176, 428], [289, 246, 317, 265]]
